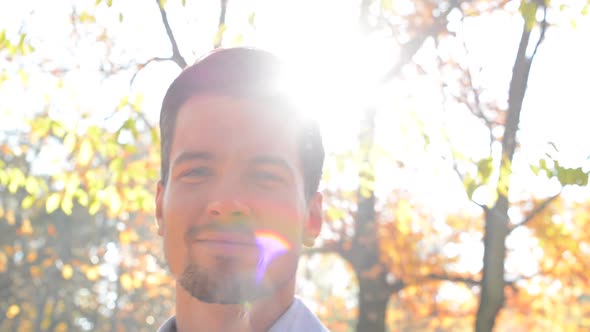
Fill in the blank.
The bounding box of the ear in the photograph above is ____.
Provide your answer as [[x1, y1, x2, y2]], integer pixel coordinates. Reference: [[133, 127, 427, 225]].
[[303, 192, 323, 247], [155, 180, 165, 237]]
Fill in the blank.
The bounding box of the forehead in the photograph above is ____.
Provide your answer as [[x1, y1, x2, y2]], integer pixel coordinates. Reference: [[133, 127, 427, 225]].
[[170, 95, 301, 159]]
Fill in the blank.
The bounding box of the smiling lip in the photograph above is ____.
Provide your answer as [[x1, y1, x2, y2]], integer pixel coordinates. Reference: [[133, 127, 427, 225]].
[[191, 233, 259, 256], [191, 233, 257, 247]]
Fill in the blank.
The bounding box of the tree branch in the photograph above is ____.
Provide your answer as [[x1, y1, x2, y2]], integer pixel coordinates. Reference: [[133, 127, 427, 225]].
[[130, 57, 171, 85], [428, 273, 522, 293], [387, 279, 405, 293], [444, 153, 488, 211], [427, 273, 480, 287], [214, 0, 228, 48], [530, 3, 548, 61], [379, 0, 461, 85], [460, 33, 494, 154], [508, 192, 560, 233], [155, 0, 187, 69]]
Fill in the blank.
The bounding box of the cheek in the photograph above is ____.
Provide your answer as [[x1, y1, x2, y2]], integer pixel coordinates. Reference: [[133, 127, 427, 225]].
[[250, 197, 306, 245], [161, 187, 208, 272]]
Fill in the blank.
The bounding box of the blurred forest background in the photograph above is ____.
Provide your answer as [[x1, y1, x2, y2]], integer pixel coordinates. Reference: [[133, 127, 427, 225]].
[[1, 0, 590, 331]]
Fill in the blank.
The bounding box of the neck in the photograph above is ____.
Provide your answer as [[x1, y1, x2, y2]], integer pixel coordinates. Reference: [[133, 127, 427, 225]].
[[174, 278, 295, 332]]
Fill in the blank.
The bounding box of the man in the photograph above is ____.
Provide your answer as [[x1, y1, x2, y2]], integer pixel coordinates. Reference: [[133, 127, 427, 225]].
[[155, 47, 328, 331]]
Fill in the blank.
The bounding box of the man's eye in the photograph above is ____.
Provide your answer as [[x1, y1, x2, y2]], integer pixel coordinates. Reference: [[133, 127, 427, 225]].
[[252, 171, 283, 183], [182, 167, 212, 178]]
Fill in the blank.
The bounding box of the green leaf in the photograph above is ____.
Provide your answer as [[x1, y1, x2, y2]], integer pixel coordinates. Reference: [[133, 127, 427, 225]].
[[213, 23, 227, 47], [61, 194, 73, 215], [87, 125, 101, 138], [64, 133, 76, 153], [119, 13, 124, 22], [79, 11, 96, 23], [109, 158, 123, 172], [463, 174, 478, 200], [21, 195, 35, 209], [18, 68, 29, 86], [0, 169, 8, 186], [477, 157, 493, 184], [25, 177, 39, 195], [106, 0, 113, 7], [150, 128, 159, 144], [8, 168, 25, 193], [130, 93, 143, 111], [46, 193, 61, 214], [76, 189, 89, 207], [519, 0, 538, 31], [78, 139, 94, 166], [51, 121, 66, 138], [122, 119, 139, 138], [555, 166, 589, 186], [89, 201, 101, 215], [381, 0, 393, 11], [65, 175, 80, 197]]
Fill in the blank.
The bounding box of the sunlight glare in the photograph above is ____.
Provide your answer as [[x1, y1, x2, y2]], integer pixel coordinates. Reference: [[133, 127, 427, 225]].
[[254, 230, 290, 284]]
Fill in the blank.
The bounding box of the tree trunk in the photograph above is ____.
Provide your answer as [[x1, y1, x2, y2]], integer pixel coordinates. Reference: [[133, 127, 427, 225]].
[[475, 16, 541, 331], [476, 200, 508, 332], [357, 276, 390, 332], [346, 108, 391, 332]]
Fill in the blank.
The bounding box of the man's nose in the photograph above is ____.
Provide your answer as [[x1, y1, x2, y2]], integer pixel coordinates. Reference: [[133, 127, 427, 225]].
[[207, 199, 251, 219]]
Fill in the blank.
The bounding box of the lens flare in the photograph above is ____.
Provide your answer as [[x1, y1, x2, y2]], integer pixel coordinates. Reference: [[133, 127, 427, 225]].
[[254, 230, 291, 283]]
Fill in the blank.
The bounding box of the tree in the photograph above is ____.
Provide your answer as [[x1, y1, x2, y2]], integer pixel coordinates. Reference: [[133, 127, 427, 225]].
[[2, 0, 589, 331], [310, 0, 589, 331]]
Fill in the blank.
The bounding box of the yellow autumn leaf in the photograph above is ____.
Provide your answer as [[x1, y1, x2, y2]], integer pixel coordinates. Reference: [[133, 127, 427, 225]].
[[6, 304, 20, 319], [0, 252, 6, 273], [62, 264, 73, 280], [63, 133, 76, 153], [121, 273, 133, 290], [133, 276, 143, 289], [26, 251, 37, 263], [30, 266, 41, 278], [119, 229, 138, 245], [46, 193, 61, 214], [85, 266, 99, 281], [19, 218, 33, 236], [5, 210, 15, 225], [78, 139, 94, 166], [146, 274, 158, 286], [55, 322, 68, 332], [213, 23, 226, 46]]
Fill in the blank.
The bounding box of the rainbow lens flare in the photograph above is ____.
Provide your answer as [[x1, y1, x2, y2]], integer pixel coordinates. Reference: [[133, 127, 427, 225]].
[[254, 230, 291, 283]]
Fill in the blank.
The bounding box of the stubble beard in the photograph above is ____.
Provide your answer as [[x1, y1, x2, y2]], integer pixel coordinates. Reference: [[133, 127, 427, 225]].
[[179, 256, 271, 304]]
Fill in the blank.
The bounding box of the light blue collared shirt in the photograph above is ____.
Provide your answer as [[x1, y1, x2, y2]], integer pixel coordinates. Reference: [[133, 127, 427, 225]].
[[157, 297, 329, 332]]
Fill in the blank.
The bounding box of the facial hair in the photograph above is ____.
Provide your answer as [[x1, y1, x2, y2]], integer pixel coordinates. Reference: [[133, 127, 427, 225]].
[[179, 255, 269, 304], [179, 222, 270, 304]]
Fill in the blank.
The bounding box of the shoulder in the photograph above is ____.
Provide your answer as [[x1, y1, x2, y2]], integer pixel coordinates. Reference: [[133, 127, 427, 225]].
[[157, 316, 176, 332], [269, 297, 330, 332]]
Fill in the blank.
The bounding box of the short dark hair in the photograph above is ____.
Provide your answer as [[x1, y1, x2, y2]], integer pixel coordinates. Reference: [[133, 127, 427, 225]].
[[159, 47, 324, 201]]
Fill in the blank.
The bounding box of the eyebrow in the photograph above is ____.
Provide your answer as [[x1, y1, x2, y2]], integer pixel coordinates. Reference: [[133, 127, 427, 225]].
[[172, 152, 213, 167], [250, 155, 294, 174]]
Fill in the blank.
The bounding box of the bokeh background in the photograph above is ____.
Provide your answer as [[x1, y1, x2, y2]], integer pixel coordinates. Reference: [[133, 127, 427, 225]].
[[1, 0, 590, 331]]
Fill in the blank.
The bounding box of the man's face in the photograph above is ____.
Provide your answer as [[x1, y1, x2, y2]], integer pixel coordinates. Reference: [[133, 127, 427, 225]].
[[156, 95, 322, 304]]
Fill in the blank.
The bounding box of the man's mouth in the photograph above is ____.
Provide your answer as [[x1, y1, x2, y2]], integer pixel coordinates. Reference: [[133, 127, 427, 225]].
[[191, 232, 258, 247]]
